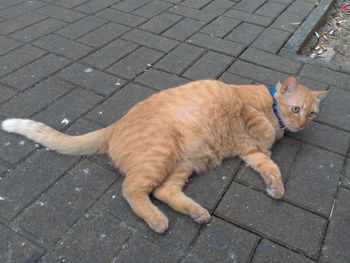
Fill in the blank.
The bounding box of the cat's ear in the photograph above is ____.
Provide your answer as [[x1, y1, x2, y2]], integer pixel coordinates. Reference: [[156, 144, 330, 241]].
[[312, 89, 334, 102], [280, 76, 298, 94]]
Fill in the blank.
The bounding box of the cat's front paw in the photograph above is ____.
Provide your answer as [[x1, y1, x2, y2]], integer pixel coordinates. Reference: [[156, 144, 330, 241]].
[[190, 207, 211, 224], [266, 182, 284, 199], [146, 213, 169, 234]]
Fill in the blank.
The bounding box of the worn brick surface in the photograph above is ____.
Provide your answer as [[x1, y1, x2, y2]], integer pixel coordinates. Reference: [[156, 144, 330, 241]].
[[107, 47, 164, 79], [188, 32, 245, 56], [77, 22, 130, 48], [139, 12, 182, 34], [58, 63, 126, 96], [184, 216, 259, 262], [183, 51, 234, 79], [252, 239, 314, 263], [16, 159, 116, 245], [320, 188, 350, 263], [123, 29, 179, 52], [240, 47, 302, 74], [82, 38, 139, 69], [0, 0, 349, 261], [226, 22, 265, 45], [0, 225, 45, 263], [0, 150, 78, 219], [135, 68, 188, 90], [155, 43, 205, 74], [0, 45, 46, 77], [86, 83, 155, 125], [33, 88, 103, 129], [32, 34, 93, 59], [1, 54, 70, 90], [0, 77, 73, 118], [162, 18, 206, 41], [216, 182, 326, 258]]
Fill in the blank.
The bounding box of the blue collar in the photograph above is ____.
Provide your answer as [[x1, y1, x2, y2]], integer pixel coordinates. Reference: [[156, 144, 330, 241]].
[[268, 86, 286, 130]]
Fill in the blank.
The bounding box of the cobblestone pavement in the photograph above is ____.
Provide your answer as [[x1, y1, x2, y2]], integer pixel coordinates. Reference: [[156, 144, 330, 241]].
[[0, 0, 349, 262]]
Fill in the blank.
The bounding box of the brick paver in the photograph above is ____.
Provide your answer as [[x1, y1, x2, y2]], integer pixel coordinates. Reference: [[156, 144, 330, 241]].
[[0, 0, 349, 262]]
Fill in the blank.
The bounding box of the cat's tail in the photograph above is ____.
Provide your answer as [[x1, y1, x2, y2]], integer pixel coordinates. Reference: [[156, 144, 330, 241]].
[[1, 118, 111, 156]]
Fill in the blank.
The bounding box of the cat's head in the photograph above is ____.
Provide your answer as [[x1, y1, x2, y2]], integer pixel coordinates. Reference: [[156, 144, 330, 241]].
[[275, 76, 333, 132]]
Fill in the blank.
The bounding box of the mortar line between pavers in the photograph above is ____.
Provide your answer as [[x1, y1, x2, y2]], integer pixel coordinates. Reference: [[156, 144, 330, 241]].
[[248, 237, 262, 263], [109, 0, 155, 13], [214, 213, 319, 261], [314, 119, 350, 134], [315, 144, 350, 262], [0, 1, 48, 21]]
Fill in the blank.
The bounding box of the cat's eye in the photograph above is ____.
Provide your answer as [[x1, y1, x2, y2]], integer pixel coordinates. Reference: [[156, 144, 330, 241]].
[[308, 111, 317, 118], [291, 106, 300, 113]]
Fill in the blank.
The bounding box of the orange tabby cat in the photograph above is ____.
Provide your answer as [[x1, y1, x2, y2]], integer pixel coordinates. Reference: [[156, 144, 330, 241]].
[[1, 76, 332, 233]]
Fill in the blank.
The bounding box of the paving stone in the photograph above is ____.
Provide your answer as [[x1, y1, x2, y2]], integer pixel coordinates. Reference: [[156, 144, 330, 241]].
[[65, 117, 103, 135], [271, 11, 306, 32], [224, 9, 274, 27], [10, 18, 67, 42], [286, 0, 315, 17], [96, 179, 200, 251], [201, 16, 240, 38], [16, 159, 116, 245], [0, 129, 35, 164], [135, 68, 188, 90], [255, 1, 286, 18], [0, 45, 46, 77], [226, 22, 265, 45], [215, 182, 326, 258], [188, 32, 245, 56], [82, 38, 138, 69], [234, 0, 266, 13], [201, 0, 236, 16], [77, 22, 130, 48], [219, 72, 254, 84], [162, 18, 206, 41], [32, 34, 93, 59], [251, 28, 290, 54], [112, 0, 152, 12], [271, 0, 294, 4], [184, 216, 258, 262], [286, 144, 343, 216], [0, 0, 23, 10], [0, 77, 73, 118], [1, 54, 70, 91], [95, 8, 147, 27], [0, 12, 46, 34], [35, 5, 85, 22], [139, 12, 182, 34], [181, 0, 211, 9], [228, 60, 287, 85], [343, 161, 350, 188], [55, 0, 91, 8], [155, 43, 205, 74], [315, 87, 350, 131], [0, 85, 16, 104], [113, 234, 181, 262], [252, 239, 314, 263], [0, 36, 21, 55], [300, 64, 350, 91], [288, 121, 350, 155], [44, 211, 131, 263], [0, 162, 7, 174], [0, 150, 78, 219], [168, 5, 217, 22], [123, 29, 179, 52], [184, 158, 241, 211], [75, 0, 121, 14], [107, 47, 164, 79], [236, 137, 301, 192], [240, 47, 302, 74], [320, 188, 350, 263], [33, 88, 103, 130], [56, 16, 107, 40], [58, 63, 126, 96], [183, 51, 234, 80], [133, 0, 173, 19], [86, 83, 155, 125], [0, 0, 45, 18], [0, 225, 45, 263]]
